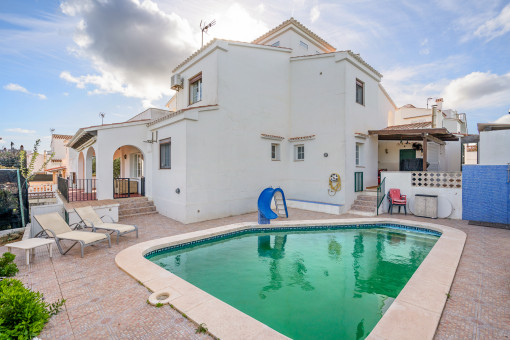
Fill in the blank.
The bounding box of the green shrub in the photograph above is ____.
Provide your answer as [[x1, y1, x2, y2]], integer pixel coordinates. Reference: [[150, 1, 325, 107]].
[[0, 279, 65, 339], [0, 252, 18, 278]]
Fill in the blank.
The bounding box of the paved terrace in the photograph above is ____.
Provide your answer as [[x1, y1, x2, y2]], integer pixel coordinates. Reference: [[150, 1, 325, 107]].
[[1, 209, 509, 339]]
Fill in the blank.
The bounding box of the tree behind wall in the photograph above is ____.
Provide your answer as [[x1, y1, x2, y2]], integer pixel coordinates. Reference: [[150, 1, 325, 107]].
[[113, 158, 120, 178], [0, 150, 22, 169]]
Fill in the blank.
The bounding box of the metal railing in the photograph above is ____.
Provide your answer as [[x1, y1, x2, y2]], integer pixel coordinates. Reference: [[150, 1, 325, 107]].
[[376, 177, 386, 216], [57, 177, 68, 202], [354, 172, 363, 192], [114, 178, 143, 198], [58, 177, 97, 202]]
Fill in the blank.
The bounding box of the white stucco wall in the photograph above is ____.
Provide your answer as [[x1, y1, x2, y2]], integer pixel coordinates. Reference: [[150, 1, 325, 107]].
[[148, 117, 188, 223], [183, 43, 292, 223], [479, 129, 510, 165], [445, 140, 461, 171], [173, 43, 220, 112], [380, 171, 462, 219], [265, 28, 328, 56], [67, 34, 395, 224]]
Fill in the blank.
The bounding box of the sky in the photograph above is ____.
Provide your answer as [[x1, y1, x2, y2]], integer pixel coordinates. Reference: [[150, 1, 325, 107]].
[[1, 0, 509, 151]]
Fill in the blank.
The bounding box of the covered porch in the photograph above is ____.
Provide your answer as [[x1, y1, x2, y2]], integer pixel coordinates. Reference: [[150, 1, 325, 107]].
[[64, 120, 150, 202], [368, 126, 459, 172]]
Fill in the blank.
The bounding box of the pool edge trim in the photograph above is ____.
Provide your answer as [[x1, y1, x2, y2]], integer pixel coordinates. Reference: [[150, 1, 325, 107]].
[[115, 218, 465, 340]]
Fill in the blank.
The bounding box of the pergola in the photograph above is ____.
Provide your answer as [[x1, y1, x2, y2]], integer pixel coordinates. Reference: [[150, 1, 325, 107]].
[[368, 127, 459, 171]]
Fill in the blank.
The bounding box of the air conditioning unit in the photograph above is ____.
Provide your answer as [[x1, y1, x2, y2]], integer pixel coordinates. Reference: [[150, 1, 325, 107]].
[[170, 74, 183, 90]]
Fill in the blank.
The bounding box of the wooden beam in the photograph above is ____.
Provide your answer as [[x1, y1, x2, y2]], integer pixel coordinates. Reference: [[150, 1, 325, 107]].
[[368, 128, 449, 136], [422, 136, 428, 171], [426, 134, 446, 145]]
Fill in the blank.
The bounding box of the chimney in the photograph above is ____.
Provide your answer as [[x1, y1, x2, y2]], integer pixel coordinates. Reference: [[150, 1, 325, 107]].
[[432, 105, 438, 128], [435, 98, 443, 111]]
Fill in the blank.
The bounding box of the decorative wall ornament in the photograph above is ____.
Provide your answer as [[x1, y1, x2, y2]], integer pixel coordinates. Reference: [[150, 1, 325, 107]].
[[411, 172, 462, 188]]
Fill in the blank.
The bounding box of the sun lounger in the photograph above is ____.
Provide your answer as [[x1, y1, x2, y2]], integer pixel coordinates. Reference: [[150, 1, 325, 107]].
[[34, 212, 111, 258], [74, 206, 138, 244]]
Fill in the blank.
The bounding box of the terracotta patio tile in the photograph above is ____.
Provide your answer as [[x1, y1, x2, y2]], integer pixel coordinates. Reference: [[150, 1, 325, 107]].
[[4, 210, 509, 339]]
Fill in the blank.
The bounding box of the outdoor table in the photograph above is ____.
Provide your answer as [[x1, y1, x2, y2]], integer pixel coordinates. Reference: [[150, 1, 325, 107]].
[[5, 238, 54, 265]]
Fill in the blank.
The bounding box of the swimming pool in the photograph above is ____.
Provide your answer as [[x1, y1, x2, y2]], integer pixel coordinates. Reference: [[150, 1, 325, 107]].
[[145, 225, 439, 339]]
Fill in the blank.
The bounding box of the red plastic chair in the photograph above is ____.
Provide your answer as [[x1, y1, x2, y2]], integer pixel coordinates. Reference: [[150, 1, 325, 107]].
[[388, 188, 407, 215]]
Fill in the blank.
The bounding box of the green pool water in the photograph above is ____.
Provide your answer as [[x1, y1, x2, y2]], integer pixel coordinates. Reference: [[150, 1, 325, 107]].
[[147, 226, 438, 339]]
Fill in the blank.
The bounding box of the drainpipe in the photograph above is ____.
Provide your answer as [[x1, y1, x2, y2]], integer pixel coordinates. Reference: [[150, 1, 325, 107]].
[[431, 105, 437, 128]]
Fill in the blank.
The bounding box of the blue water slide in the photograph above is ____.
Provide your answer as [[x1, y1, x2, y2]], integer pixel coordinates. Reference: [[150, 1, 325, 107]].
[[257, 187, 288, 224]]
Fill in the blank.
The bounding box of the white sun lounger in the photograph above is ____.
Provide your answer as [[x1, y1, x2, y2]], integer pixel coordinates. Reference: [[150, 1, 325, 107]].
[[34, 212, 111, 258], [74, 206, 138, 244]]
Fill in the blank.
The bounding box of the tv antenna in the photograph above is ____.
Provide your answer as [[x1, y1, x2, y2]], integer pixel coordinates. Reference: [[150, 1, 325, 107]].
[[200, 19, 216, 47], [426, 97, 433, 109], [50, 128, 55, 135], [99, 112, 106, 125]]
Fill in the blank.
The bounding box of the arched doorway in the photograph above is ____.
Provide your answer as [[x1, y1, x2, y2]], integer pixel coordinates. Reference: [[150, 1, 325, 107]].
[[113, 145, 145, 198]]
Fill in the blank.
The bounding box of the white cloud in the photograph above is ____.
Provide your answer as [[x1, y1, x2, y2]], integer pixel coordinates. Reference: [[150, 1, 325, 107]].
[[4, 83, 29, 93], [60, 0, 199, 107], [205, 3, 269, 43], [494, 114, 510, 124], [474, 4, 510, 41], [6, 128, 36, 134], [3, 83, 47, 100], [59, 0, 270, 107], [381, 57, 465, 107], [310, 5, 320, 23], [441, 71, 510, 110]]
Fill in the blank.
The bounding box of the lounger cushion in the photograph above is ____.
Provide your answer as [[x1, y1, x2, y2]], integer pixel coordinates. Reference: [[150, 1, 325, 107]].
[[35, 212, 72, 235], [74, 206, 104, 227], [95, 223, 136, 233], [57, 231, 108, 244]]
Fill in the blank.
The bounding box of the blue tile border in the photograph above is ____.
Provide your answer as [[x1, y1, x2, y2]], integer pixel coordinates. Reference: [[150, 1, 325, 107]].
[[144, 223, 441, 259], [287, 198, 344, 207]]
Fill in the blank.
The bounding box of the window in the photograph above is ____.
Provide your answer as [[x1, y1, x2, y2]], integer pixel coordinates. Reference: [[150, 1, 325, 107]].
[[160, 138, 171, 169], [355, 143, 363, 166], [189, 73, 202, 105], [295, 144, 305, 161], [356, 79, 364, 105], [299, 40, 308, 50], [130, 153, 143, 177], [271, 41, 280, 47], [271, 143, 280, 161]]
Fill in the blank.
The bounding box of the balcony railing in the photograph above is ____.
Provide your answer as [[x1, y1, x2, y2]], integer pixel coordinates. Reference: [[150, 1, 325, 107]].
[[114, 177, 145, 199], [58, 177, 97, 202]]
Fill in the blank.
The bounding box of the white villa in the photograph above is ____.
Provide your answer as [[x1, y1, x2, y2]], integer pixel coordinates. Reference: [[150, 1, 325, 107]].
[[65, 18, 467, 223]]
